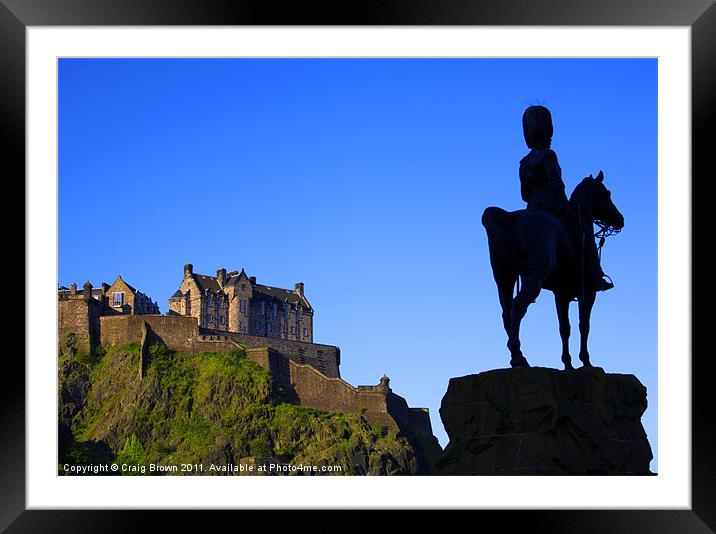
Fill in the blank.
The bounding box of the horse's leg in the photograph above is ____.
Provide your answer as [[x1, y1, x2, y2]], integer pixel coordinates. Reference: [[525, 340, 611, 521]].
[[578, 289, 597, 367], [554, 292, 574, 370], [508, 274, 542, 367], [496, 273, 517, 339]]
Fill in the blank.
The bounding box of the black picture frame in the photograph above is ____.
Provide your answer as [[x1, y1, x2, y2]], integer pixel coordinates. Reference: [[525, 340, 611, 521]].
[[4, 0, 714, 530]]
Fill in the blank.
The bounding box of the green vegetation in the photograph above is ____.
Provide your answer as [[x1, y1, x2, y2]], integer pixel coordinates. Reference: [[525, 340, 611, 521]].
[[58, 341, 419, 475], [114, 434, 150, 476]]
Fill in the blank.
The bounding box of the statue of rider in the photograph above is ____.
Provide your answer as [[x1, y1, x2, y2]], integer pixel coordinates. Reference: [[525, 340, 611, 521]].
[[519, 105, 613, 292]]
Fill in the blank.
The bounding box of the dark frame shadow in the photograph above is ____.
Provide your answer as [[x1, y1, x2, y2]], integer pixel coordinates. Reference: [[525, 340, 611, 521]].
[[4, 0, 714, 531]]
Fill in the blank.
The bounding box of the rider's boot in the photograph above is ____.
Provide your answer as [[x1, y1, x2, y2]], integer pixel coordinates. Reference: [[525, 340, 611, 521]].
[[592, 275, 614, 292]]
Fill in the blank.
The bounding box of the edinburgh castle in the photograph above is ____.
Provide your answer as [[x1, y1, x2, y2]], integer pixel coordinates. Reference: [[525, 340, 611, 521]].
[[58, 263, 439, 451]]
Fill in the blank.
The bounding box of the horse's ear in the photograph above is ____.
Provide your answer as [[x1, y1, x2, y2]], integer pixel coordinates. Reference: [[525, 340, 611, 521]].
[[596, 170, 604, 182]]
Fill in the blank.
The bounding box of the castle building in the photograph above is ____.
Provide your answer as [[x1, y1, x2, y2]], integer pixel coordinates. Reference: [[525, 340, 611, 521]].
[[58, 275, 160, 315], [168, 264, 313, 342]]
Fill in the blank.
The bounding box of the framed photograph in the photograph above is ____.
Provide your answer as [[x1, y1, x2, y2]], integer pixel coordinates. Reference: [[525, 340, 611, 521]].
[[6, 0, 715, 530]]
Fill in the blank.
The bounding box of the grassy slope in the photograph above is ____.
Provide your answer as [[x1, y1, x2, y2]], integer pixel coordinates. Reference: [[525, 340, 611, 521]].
[[58, 343, 420, 475]]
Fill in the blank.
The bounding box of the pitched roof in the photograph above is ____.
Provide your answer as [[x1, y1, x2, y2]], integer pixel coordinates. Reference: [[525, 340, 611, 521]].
[[253, 283, 309, 308], [169, 290, 184, 299], [112, 276, 137, 294], [190, 271, 310, 308], [192, 274, 222, 293]]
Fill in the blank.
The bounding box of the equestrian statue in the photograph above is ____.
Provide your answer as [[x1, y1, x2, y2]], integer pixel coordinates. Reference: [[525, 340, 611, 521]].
[[482, 105, 624, 370]]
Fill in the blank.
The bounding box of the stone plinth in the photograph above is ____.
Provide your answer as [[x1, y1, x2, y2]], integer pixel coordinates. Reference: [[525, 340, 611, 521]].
[[436, 367, 653, 475]]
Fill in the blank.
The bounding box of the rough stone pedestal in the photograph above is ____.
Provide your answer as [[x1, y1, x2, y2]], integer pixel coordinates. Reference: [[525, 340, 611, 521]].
[[436, 367, 653, 475]]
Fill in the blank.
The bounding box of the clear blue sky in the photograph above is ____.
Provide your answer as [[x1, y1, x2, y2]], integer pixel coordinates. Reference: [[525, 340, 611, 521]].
[[59, 58, 658, 470]]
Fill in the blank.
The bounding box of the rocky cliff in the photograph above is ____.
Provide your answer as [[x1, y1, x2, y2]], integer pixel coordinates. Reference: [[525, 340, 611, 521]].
[[58, 342, 428, 475], [436, 366, 653, 475]]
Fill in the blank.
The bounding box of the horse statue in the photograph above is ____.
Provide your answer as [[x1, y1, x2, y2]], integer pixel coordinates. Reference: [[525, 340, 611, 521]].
[[481, 171, 624, 370]]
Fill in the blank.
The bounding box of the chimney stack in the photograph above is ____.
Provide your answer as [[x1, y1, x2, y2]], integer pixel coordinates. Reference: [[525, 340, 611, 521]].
[[184, 264, 193, 279], [295, 282, 304, 297], [249, 276, 256, 285], [217, 268, 227, 287], [82, 281, 93, 301], [70, 282, 78, 296]]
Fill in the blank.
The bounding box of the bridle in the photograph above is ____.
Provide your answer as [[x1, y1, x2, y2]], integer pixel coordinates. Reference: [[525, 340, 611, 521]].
[[593, 219, 621, 261]]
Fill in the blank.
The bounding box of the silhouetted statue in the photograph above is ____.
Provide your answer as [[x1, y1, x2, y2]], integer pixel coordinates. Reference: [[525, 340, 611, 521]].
[[482, 106, 624, 369], [519, 106, 614, 292]]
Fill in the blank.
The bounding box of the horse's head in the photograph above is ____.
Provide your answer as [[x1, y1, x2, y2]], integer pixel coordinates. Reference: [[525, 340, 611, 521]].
[[573, 170, 625, 231]]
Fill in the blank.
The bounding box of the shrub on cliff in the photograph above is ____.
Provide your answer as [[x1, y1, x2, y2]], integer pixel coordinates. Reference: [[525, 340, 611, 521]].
[[114, 434, 150, 476]]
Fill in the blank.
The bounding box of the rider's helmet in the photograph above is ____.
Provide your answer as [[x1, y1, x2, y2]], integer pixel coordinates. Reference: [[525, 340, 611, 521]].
[[522, 105, 553, 149]]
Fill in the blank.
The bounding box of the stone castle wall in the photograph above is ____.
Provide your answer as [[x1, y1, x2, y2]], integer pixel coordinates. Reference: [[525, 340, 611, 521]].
[[98, 315, 340, 378], [243, 347, 403, 433], [58, 295, 103, 355], [201, 329, 340, 378], [100, 315, 198, 352]]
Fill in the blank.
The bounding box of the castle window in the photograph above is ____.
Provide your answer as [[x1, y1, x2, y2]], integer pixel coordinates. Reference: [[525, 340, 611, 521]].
[[279, 325, 284, 333], [217, 296, 222, 308], [267, 323, 272, 332], [112, 292, 124, 307], [207, 295, 213, 307], [290, 325, 296, 335], [260, 301, 265, 315], [285, 304, 290, 318], [303, 327, 308, 338], [207, 314, 213, 323], [240, 321, 243, 331], [255, 321, 260, 332], [273, 303, 278, 318], [219, 315, 225, 325], [297, 307, 301, 321]]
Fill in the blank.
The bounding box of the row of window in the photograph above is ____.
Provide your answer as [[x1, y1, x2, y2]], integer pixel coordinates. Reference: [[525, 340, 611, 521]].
[[206, 295, 224, 308], [204, 296, 306, 320], [206, 314, 226, 325], [207, 316, 308, 338]]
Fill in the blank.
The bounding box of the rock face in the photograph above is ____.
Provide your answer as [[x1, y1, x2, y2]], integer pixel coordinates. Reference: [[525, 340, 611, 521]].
[[59, 343, 429, 475], [437, 367, 653, 475]]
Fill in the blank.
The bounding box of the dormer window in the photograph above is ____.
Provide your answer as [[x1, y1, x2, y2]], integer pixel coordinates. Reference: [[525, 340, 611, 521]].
[[112, 292, 124, 307]]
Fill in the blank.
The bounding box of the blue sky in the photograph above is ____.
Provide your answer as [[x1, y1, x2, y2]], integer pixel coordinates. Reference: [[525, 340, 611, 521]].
[[59, 58, 658, 470]]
